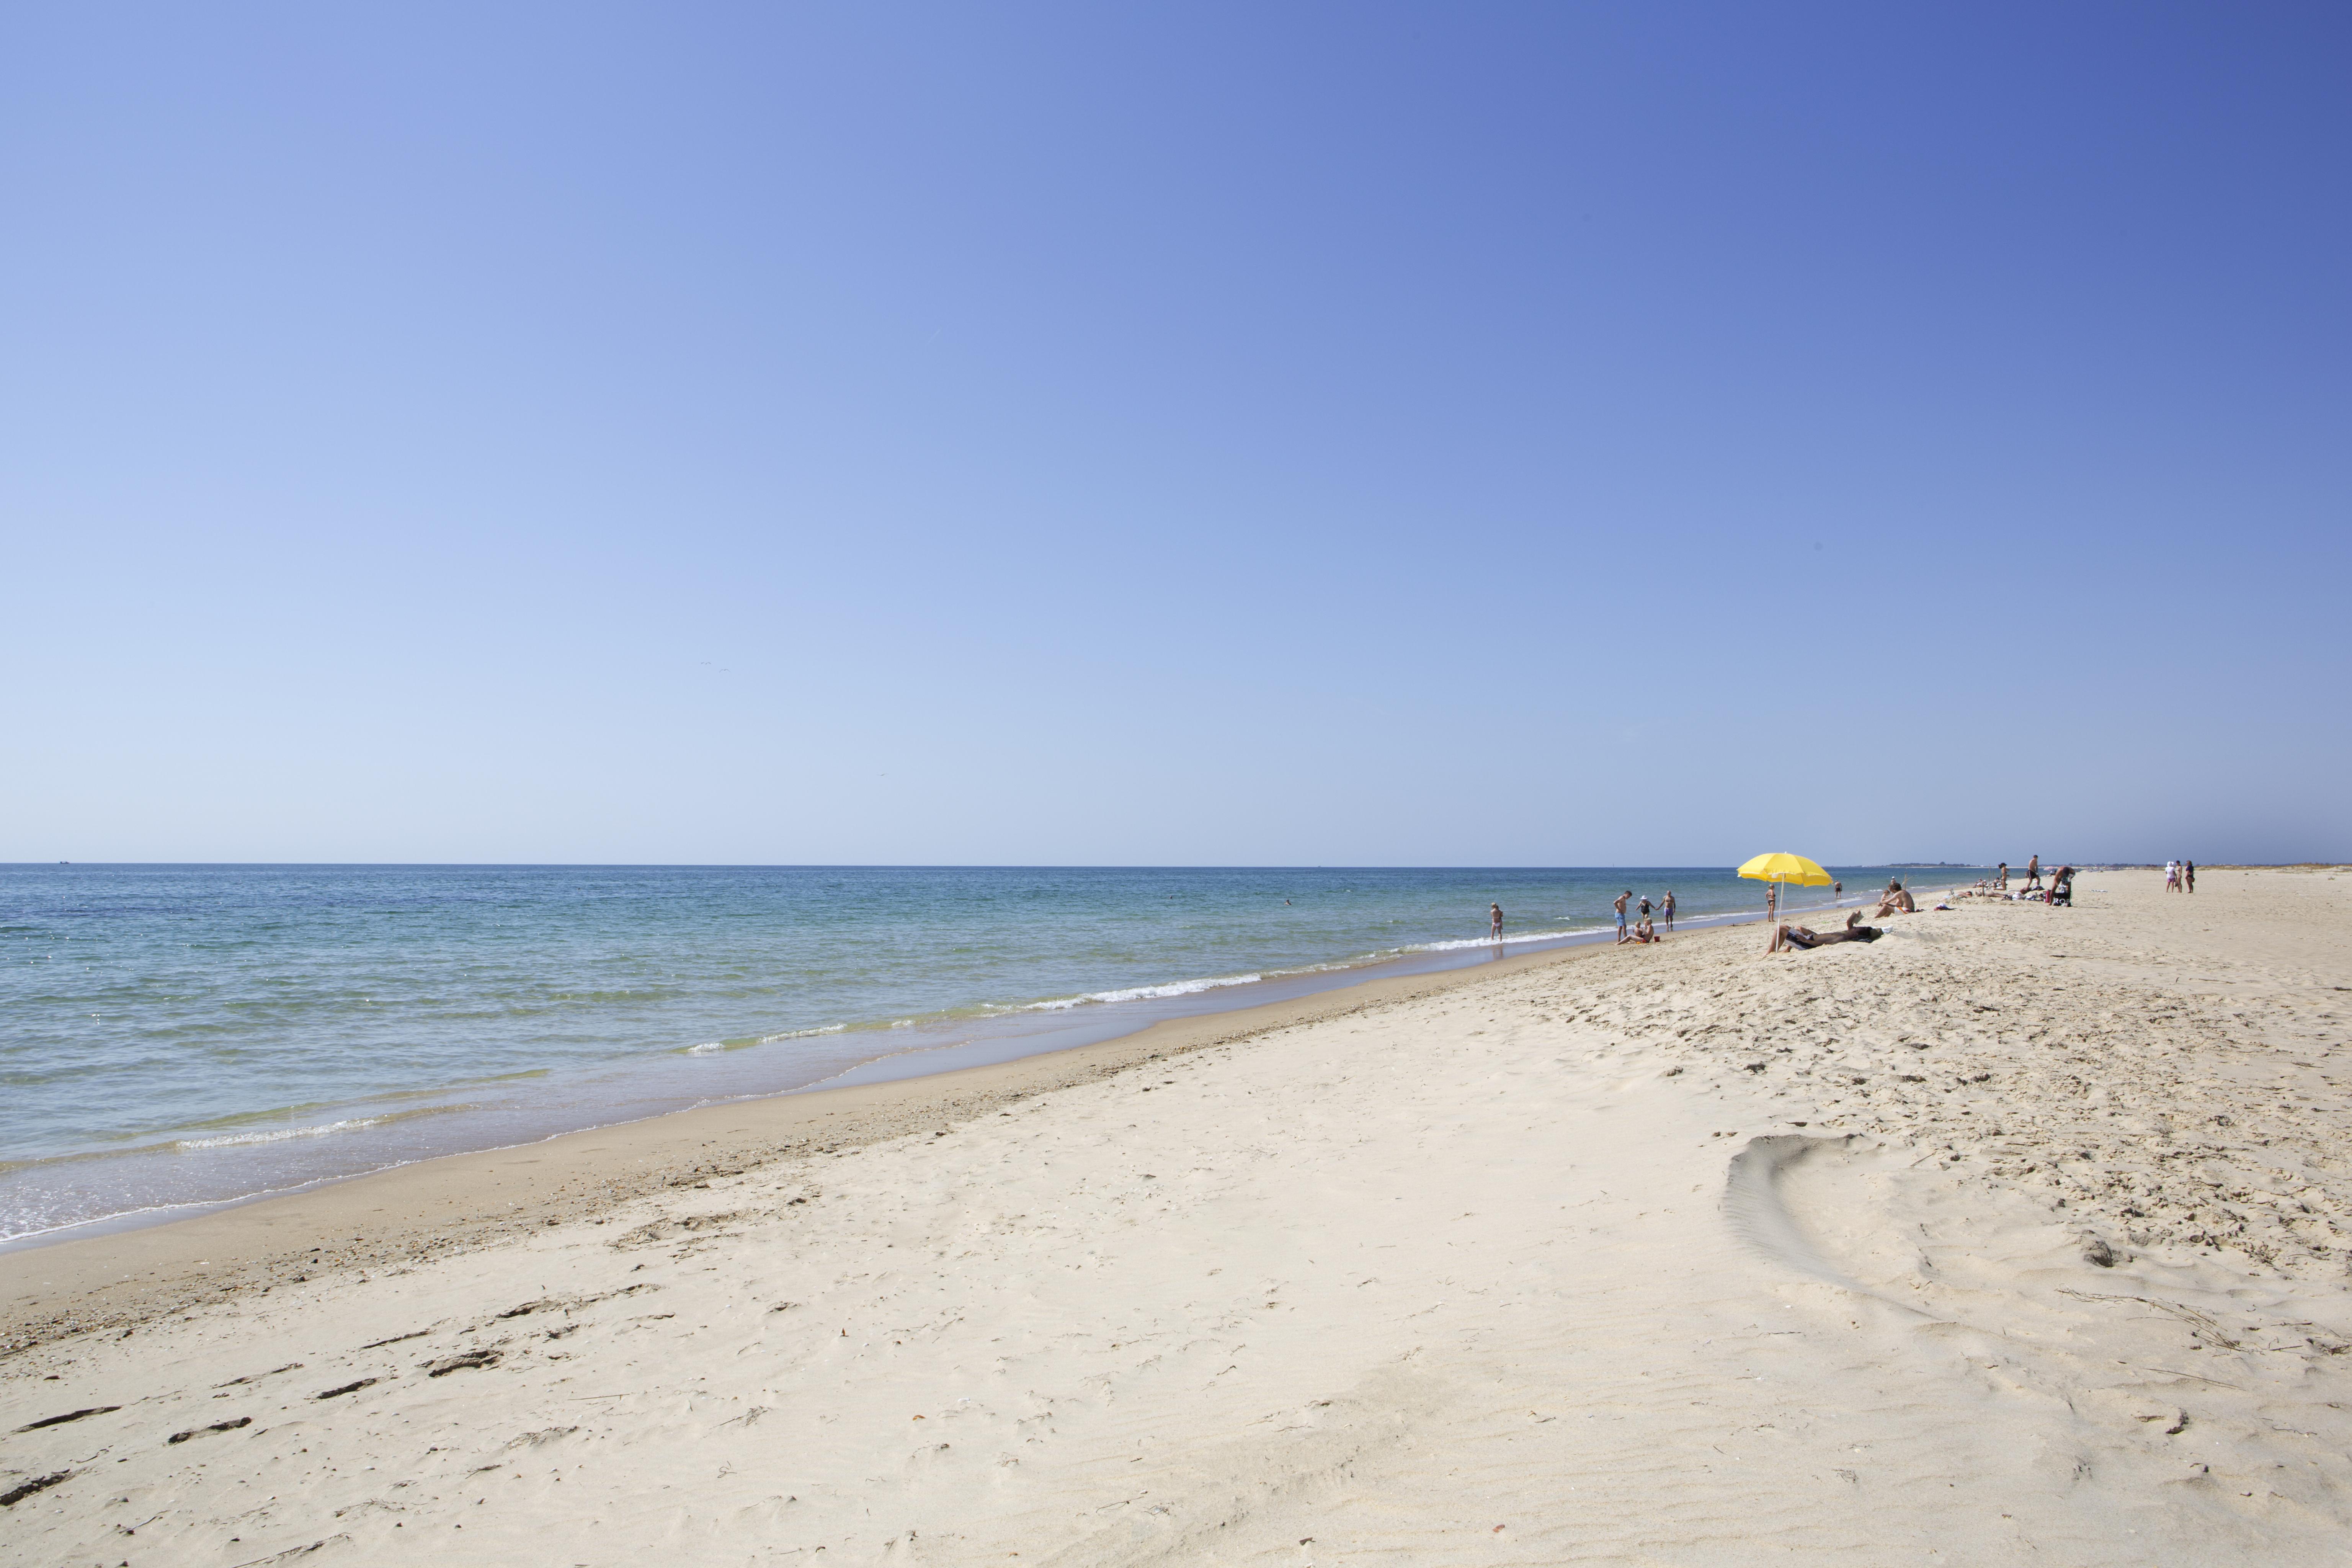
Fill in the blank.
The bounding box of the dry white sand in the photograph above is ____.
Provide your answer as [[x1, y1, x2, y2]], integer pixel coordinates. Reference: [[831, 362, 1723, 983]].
[[5, 868, 2350, 1565]]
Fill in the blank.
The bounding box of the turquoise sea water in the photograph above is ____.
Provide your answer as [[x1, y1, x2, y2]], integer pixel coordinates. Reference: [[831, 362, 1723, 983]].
[[0, 864, 1973, 1244]]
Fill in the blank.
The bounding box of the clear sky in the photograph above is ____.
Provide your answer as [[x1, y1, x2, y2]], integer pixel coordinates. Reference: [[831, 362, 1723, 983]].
[[4, 4, 2345, 867]]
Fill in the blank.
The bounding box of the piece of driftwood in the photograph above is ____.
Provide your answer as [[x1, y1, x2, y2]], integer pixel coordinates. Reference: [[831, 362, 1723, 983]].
[[425, 1348, 501, 1377], [11, 1406, 119, 1434], [168, 1416, 254, 1444], [0, 1470, 71, 1507]]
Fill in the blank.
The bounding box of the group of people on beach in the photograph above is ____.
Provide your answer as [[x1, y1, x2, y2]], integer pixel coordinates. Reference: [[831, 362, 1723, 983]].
[[1612, 888, 1673, 944], [1970, 856, 2078, 906], [1998, 858, 2188, 897], [1993, 856, 2050, 891], [1482, 858, 2105, 961], [1482, 890, 1677, 947]]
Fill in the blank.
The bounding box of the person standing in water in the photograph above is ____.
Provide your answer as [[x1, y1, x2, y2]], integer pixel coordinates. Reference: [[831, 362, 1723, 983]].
[[1490, 903, 1504, 941], [1661, 890, 1676, 931]]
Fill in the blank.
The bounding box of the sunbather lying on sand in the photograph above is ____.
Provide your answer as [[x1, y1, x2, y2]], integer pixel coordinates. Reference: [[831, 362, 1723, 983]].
[[1768, 911, 1883, 952]]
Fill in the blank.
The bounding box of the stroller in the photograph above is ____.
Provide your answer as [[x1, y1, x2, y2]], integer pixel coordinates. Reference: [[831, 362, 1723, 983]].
[[2048, 867, 2075, 907]]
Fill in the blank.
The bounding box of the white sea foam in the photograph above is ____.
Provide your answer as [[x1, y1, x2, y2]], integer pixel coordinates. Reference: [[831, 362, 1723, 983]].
[[1397, 925, 1614, 954], [1024, 972, 1266, 1011], [758, 1024, 848, 1044], [688, 1023, 850, 1056], [1014, 926, 1631, 1015], [175, 1117, 387, 1151]]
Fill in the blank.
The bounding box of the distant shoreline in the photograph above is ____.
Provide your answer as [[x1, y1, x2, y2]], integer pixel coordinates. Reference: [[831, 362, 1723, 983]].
[[2, 865, 1973, 1251], [2, 888, 1930, 1258]]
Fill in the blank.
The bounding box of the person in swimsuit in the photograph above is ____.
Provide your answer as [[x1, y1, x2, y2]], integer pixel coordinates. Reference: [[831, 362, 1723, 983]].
[[1996, 862, 2008, 889], [1661, 890, 1675, 931], [1614, 890, 1632, 942], [2023, 856, 2041, 891], [1631, 914, 1659, 944], [1768, 911, 1882, 952], [2184, 861, 2195, 893], [1490, 903, 1504, 940], [1637, 895, 1653, 922]]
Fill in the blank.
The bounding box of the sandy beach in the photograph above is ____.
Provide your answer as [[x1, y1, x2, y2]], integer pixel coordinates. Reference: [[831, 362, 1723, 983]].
[[5, 867, 2350, 1564]]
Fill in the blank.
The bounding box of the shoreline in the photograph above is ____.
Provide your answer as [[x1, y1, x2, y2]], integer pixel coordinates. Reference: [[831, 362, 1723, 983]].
[[1, 885, 1893, 1261], [2, 913, 1770, 1350], [5, 869, 2348, 1561]]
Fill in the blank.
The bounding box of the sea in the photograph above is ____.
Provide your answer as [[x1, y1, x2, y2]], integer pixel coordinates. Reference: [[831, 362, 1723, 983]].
[[0, 863, 1977, 1248]]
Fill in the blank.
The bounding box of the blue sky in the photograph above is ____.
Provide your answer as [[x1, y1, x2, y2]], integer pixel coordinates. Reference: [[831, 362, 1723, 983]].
[[4, 4, 2345, 866]]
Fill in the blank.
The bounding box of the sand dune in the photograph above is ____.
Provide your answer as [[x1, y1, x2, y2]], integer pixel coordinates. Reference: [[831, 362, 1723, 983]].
[[5, 869, 2349, 1563]]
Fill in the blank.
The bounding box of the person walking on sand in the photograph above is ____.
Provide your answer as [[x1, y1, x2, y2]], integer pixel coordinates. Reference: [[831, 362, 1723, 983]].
[[1614, 890, 1632, 942], [1661, 890, 1675, 931], [1490, 903, 1504, 941], [2024, 856, 2042, 891]]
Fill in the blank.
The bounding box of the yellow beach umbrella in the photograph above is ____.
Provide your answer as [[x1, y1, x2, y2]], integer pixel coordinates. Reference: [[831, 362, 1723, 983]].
[[1736, 852, 1832, 887], [1738, 852, 1832, 947]]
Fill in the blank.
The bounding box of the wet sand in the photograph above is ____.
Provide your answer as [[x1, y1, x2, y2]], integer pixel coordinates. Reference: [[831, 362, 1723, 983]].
[[4, 868, 2349, 1563]]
